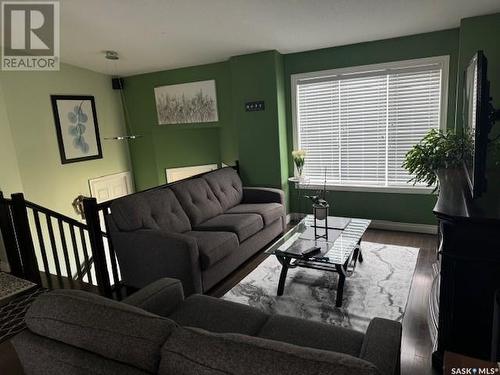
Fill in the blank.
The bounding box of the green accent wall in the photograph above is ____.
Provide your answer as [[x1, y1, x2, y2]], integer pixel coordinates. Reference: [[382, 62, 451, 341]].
[[456, 13, 500, 215], [229, 51, 289, 207], [284, 29, 460, 224], [123, 61, 236, 191], [230, 51, 289, 189]]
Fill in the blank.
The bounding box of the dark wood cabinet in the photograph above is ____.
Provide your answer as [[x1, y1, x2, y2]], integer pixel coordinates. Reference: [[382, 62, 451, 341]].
[[430, 170, 500, 369]]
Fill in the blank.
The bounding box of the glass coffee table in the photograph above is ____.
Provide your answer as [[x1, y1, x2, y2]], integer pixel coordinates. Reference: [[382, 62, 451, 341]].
[[266, 215, 371, 307]]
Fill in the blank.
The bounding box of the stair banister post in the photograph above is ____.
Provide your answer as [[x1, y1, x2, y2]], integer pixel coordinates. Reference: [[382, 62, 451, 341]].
[[83, 197, 112, 298], [10, 193, 41, 284]]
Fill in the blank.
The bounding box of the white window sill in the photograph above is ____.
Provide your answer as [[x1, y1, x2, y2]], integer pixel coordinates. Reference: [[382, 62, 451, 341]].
[[296, 183, 436, 195]]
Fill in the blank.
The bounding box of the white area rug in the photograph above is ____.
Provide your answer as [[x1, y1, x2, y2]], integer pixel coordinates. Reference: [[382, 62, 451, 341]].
[[222, 241, 419, 332]]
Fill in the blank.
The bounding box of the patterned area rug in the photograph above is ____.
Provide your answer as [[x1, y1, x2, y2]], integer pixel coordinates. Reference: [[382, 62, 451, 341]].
[[0, 287, 46, 343], [222, 241, 419, 332], [0, 272, 36, 304]]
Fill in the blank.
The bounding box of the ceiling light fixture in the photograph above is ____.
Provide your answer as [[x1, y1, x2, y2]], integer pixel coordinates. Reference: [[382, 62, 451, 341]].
[[103, 50, 142, 141]]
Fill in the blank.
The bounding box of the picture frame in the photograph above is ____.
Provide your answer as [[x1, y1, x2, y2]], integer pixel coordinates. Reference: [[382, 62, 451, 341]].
[[154, 80, 218, 125], [50, 95, 103, 164]]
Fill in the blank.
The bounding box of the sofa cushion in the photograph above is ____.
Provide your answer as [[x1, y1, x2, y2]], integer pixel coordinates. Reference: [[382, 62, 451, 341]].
[[185, 231, 239, 270], [194, 213, 263, 242], [13, 331, 149, 375], [171, 178, 223, 226], [257, 315, 364, 357], [159, 326, 380, 375], [226, 203, 284, 226], [24, 289, 177, 373], [169, 294, 269, 335], [202, 167, 243, 210], [110, 188, 191, 233]]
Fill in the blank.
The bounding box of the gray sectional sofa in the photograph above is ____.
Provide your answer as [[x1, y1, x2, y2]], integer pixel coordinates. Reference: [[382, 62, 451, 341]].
[[107, 167, 286, 295], [13, 278, 402, 375]]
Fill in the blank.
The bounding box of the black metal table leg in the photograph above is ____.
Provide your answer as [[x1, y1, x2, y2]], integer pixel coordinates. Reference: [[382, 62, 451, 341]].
[[335, 264, 347, 307], [277, 257, 291, 296]]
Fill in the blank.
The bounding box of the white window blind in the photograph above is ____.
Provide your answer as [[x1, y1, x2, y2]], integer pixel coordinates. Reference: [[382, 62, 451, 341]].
[[294, 57, 447, 190]]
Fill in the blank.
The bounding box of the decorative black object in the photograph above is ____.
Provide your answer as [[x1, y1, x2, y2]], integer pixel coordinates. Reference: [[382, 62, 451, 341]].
[[245, 100, 265, 112], [51, 95, 103, 164], [431, 167, 500, 370], [462, 51, 500, 198]]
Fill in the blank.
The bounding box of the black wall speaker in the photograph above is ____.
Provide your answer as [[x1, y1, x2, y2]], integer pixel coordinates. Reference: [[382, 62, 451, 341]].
[[112, 77, 124, 90]]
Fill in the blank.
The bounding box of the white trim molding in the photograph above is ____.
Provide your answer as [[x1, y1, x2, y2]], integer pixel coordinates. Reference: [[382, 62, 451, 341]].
[[369, 219, 438, 234]]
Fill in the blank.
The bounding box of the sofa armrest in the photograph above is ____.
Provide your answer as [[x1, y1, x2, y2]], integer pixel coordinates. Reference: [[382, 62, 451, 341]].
[[123, 278, 184, 317], [242, 187, 285, 205], [110, 230, 202, 296], [360, 318, 402, 375]]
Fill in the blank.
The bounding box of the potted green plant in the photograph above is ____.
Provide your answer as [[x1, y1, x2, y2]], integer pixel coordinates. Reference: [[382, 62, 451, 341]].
[[403, 128, 471, 193]]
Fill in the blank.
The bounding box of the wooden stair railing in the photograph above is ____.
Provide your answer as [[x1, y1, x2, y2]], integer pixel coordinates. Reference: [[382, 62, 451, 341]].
[[0, 192, 120, 298]]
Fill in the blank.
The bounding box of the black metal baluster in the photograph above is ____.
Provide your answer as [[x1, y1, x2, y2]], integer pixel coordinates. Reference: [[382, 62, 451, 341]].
[[57, 219, 73, 287], [69, 225, 83, 281], [32, 209, 52, 288], [79, 227, 93, 285], [45, 214, 63, 286]]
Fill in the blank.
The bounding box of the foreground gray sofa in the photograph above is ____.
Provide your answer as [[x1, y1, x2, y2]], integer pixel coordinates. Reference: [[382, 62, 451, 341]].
[[13, 278, 402, 375], [107, 167, 286, 295]]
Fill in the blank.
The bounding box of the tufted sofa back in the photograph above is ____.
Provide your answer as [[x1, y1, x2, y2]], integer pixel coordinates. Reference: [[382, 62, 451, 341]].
[[109, 167, 244, 232], [202, 167, 243, 211], [110, 188, 192, 233], [170, 178, 223, 226]]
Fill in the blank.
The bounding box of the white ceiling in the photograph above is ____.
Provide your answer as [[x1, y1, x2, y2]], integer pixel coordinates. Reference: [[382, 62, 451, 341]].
[[59, 0, 500, 76]]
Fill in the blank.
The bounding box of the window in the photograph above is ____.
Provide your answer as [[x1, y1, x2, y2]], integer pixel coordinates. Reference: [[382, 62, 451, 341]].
[[292, 56, 449, 192]]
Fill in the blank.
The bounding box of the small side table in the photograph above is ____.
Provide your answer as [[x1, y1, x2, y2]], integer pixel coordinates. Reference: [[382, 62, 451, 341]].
[[288, 176, 310, 223]]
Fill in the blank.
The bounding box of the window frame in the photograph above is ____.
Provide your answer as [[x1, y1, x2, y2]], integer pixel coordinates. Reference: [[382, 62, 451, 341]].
[[291, 55, 450, 194]]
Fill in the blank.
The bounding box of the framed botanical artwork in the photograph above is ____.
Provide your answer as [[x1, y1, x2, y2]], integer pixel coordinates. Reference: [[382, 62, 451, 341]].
[[50, 95, 103, 164], [154, 79, 218, 125]]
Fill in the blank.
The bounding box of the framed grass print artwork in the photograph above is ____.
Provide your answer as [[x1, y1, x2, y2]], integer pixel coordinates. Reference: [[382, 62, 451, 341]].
[[51, 95, 103, 164], [154, 80, 218, 125]]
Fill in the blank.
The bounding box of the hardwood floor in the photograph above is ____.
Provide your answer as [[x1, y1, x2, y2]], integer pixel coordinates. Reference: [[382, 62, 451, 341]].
[[364, 229, 439, 375], [0, 228, 438, 375]]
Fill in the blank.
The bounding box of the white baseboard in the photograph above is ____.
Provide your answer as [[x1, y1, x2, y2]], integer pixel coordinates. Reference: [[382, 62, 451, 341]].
[[370, 220, 438, 235]]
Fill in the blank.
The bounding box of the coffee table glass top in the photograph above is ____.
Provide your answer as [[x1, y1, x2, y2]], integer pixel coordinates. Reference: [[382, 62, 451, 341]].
[[265, 215, 371, 265]]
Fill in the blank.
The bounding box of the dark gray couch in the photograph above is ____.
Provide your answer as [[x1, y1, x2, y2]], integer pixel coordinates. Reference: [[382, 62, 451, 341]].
[[13, 278, 402, 375], [107, 167, 286, 295]]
